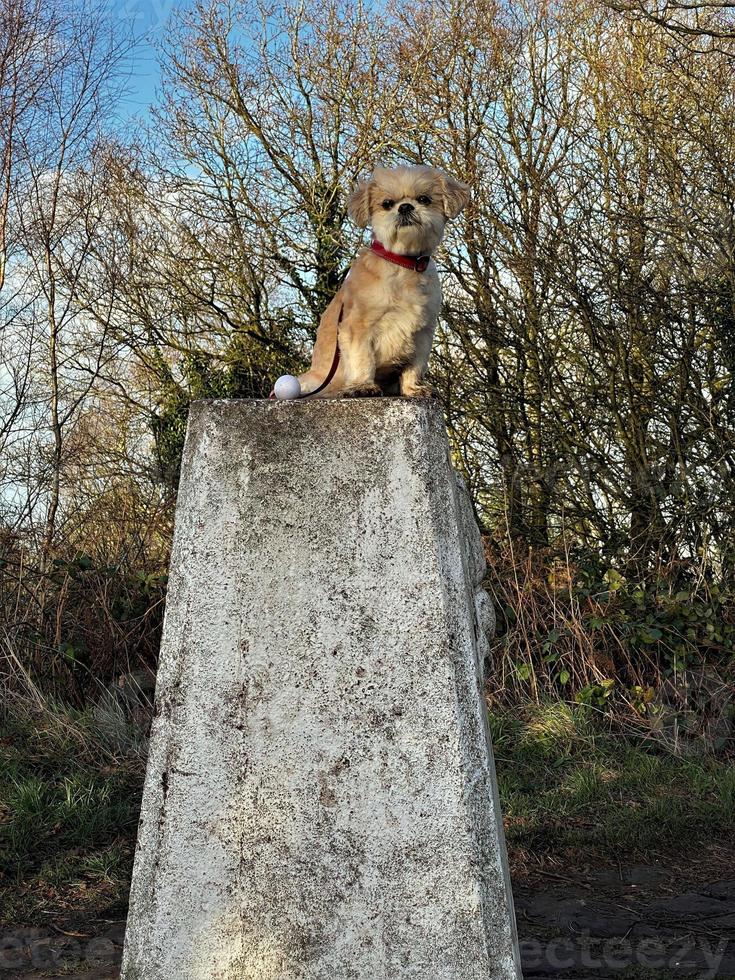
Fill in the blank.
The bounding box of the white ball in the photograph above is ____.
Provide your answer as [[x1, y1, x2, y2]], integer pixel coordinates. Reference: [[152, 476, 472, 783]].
[[273, 374, 301, 400]]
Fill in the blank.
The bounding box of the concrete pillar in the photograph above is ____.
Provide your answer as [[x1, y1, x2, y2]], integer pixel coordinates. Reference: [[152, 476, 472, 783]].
[[121, 399, 521, 980]]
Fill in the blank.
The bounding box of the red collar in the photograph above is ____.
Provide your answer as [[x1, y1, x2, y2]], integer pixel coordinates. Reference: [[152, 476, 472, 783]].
[[370, 240, 431, 272]]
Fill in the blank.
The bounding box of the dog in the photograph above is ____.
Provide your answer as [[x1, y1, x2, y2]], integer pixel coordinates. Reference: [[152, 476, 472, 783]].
[[296, 165, 470, 398]]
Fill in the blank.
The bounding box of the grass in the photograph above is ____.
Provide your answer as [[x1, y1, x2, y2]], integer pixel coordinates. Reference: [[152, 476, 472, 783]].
[[1, 687, 734, 928], [0, 688, 148, 927], [489, 700, 735, 866]]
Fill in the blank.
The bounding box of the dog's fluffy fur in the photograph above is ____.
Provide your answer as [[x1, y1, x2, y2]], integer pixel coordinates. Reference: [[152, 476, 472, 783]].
[[297, 165, 470, 398]]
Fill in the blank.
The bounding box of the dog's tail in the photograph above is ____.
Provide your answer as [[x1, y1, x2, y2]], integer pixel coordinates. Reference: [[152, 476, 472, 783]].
[[296, 295, 343, 397]]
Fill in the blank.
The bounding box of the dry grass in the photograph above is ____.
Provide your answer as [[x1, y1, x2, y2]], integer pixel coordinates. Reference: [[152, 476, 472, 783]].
[[0, 658, 150, 927]]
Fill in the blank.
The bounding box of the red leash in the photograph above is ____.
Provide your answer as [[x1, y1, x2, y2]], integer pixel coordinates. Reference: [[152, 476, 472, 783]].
[[300, 338, 341, 398], [269, 305, 342, 399]]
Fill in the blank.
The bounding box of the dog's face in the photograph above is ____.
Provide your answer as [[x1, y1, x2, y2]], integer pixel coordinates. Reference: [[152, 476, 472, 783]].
[[348, 165, 470, 256]]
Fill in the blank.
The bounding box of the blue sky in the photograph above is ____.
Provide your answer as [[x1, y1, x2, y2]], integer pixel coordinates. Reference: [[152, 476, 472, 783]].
[[114, 0, 184, 121]]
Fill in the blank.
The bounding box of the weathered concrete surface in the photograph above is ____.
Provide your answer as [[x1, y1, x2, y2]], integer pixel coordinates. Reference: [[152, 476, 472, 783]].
[[121, 398, 521, 980]]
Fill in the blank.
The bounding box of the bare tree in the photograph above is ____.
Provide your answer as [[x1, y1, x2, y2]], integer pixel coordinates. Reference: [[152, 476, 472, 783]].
[[8, 2, 128, 557]]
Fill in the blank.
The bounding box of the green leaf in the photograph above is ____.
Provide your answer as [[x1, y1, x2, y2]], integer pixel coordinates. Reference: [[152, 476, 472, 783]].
[[641, 627, 663, 643], [604, 569, 625, 592]]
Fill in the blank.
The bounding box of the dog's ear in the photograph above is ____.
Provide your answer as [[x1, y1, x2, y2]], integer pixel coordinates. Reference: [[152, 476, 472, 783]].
[[348, 178, 372, 228], [440, 173, 471, 219]]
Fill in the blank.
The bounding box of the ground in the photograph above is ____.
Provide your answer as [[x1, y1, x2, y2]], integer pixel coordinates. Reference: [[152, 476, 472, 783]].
[[1, 700, 733, 978], [515, 849, 735, 978], [2, 853, 734, 978]]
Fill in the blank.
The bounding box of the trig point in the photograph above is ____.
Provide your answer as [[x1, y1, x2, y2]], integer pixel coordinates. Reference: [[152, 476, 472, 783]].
[[122, 398, 521, 979]]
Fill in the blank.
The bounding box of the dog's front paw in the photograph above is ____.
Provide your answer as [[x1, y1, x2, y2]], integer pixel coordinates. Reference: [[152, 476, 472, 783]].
[[342, 383, 382, 398], [402, 383, 437, 399]]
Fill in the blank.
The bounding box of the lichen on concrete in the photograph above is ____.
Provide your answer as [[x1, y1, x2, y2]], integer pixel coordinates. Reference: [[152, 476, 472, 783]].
[[121, 398, 521, 979]]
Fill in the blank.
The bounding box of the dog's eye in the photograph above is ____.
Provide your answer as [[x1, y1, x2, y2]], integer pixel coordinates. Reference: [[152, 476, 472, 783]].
[[416, 195, 431, 205], [381, 199, 395, 210]]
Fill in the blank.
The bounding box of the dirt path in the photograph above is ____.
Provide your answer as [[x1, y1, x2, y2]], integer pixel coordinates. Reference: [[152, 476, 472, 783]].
[[516, 865, 735, 977], [2, 867, 733, 978]]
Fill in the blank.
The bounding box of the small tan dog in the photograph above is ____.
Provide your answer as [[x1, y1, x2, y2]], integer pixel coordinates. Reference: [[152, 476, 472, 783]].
[[297, 165, 470, 398]]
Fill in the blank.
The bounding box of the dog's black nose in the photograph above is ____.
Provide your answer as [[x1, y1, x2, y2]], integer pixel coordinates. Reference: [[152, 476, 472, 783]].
[[398, 202, 414, 215]]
